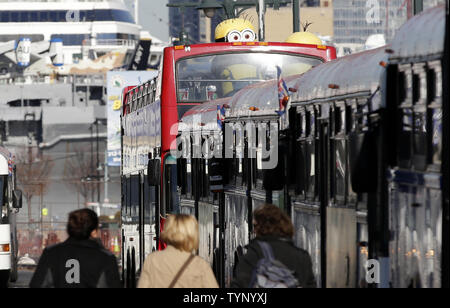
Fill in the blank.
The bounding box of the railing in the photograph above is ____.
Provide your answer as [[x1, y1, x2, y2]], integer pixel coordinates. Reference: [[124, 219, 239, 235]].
[[0, 0, 124, 3], [0, 74, 105, 86], [83, 39, 137, 48]]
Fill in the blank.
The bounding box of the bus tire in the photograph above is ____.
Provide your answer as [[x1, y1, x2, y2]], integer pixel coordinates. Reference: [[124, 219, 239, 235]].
[[0, 270, 10, 288]]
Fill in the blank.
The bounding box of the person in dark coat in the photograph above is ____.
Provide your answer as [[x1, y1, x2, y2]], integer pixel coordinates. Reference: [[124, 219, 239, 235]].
[[231, 204, 316, 288], [30, 208, 122, 288]]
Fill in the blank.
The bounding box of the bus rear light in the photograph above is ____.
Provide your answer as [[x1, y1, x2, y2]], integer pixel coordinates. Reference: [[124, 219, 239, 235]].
[[328, 84, 340, 89], [0, 244, 10, 252], [317, 45, 327, 50]]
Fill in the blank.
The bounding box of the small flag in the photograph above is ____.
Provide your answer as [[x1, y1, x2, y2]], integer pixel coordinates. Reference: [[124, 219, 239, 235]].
[[275, 66, 290, 116], [217, 105, 226, 129], [8, 154, 13, 176]]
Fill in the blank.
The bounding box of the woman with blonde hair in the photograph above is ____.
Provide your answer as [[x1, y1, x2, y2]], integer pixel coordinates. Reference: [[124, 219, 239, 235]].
[[137, 214, 219, 288]]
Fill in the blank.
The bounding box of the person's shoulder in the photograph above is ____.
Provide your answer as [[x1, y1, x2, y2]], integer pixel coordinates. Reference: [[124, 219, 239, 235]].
[[193, 255, 210, 266], [42, 241, 68, 254], [97, 246, 116, 258]]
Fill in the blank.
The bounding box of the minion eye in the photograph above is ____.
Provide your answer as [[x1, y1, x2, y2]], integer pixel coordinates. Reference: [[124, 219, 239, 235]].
[[227, 30, 242, 42], [241, 29, 256, 42]]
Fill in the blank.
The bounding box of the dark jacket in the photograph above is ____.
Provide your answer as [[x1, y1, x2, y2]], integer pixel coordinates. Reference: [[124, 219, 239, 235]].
[[30, 237, 122, 288], [230, 235, 317, 288]]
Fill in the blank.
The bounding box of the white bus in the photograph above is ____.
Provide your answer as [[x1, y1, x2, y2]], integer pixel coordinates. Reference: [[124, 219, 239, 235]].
[[0, 147, 22, 287]]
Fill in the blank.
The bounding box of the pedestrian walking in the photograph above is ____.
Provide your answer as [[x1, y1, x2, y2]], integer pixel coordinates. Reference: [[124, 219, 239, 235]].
[[138, 214, 219, 288], [231, 204, 316, 288], [30, 208, 122, 288]]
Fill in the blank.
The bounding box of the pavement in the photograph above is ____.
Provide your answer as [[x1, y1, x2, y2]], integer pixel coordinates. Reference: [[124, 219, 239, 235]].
[[8, 268, 35, 288]]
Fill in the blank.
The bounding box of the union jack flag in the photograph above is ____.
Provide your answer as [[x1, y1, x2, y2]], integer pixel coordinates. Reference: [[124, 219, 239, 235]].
[[276, 66, 290, 116], [217, 105, 226, 130], [8, 154, 13, 176]]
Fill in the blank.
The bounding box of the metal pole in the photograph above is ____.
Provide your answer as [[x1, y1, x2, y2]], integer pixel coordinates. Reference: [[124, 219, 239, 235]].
[[90, 124, 94, 202], [40, 183, 43, 250], [441, 0, 449, 288], [258, 0, 266, 41], [134, 0, 139, 25], [96, 120, 100, 204], [292, 0, 300, 33], [104, 147, 108, 203]]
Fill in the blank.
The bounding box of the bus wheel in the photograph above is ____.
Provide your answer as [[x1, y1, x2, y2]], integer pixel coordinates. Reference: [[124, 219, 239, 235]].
[[126, 250, 131, 288], [9, 268, 17, 283], [0, 270, 10, 288]]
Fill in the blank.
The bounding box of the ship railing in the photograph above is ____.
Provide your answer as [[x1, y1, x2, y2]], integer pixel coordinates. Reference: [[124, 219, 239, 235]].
[[0, 74, 104, 86], [0, 0, 123, 3], [83, 39, 137, 48]]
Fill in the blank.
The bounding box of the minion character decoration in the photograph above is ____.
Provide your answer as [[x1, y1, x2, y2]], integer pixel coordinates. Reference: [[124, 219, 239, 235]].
[[214, 18, 257, 43], [211, 18, 324, 97], [212, 18, 260, 97], [282, 31, 324, 77]]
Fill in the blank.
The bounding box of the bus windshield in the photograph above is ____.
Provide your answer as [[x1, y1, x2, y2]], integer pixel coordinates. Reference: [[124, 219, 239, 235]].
[[176, 52, 322, 103]]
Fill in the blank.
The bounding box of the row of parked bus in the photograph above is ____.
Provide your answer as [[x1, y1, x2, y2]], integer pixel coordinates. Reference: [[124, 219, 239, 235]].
[[120, 5, 448, 288]]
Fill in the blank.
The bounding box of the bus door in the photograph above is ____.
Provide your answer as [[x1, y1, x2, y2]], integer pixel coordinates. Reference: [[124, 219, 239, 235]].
[[319, 103, 357, 288]]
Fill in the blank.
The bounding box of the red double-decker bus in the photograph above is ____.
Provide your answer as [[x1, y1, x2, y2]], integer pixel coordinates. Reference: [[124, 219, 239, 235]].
[[120, 40, 336, 287]]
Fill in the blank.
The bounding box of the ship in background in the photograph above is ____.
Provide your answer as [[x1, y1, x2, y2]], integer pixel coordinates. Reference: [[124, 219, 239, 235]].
[[0, 0, 166, 257]]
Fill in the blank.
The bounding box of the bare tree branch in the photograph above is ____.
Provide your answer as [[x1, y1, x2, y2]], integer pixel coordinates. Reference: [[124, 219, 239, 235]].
[[15, 147, 54, 227], [63, 145, 101, 206]]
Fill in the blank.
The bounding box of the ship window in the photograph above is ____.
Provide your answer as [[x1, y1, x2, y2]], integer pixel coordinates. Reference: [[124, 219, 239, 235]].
[[40, 11, 49, 22], [11, 12, 18, 22], [95, 10, 113, 21], [0, 34, 44, 43], [0, 12, 10, 22], [19, 11, 29, 22], [49, 11, 58, 22], [111, 10, 135, 23], [30, 12, 38, 22]]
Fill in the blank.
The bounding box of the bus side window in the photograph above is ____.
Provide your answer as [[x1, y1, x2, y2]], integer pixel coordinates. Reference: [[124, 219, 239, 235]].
[[346, 102, 357, 205], [334, 104, 347, 204], [164, 155, 178, 214], [412, 63, 428, 171], [329, 105, 336, 202], [121, 177, 126, 217], [397, 64, 413, 169], [143, 176, 154, 225], [177, 158, 187, 196], [427, 61, 442, 168], [186, 158, 192, 199], [126, 177, 131, 216], [305, 108, 316, 201], [295, 110, 306, 198], [131, 175, 140, 218]]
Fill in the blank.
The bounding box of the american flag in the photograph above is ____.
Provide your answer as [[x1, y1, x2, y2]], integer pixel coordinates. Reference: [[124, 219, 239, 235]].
[[276, 66, 290, 116]]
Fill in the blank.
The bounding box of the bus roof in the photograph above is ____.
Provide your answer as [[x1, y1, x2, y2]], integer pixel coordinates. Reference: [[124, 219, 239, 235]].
[[167, 41, 336, 62]]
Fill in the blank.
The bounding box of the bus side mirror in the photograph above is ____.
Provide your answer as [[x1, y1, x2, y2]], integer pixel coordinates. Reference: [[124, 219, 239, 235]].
[[13, 190, 22, 209], [148, 160, 161, 186]]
